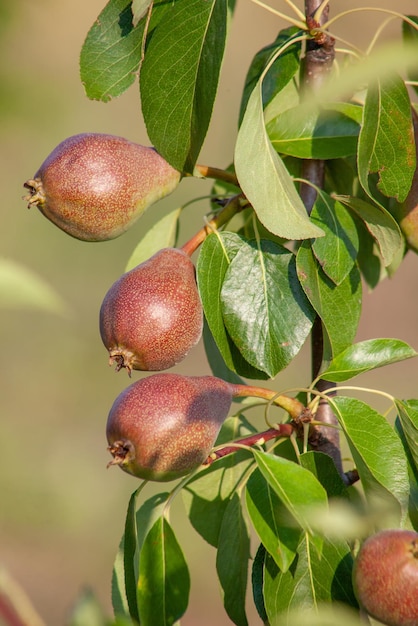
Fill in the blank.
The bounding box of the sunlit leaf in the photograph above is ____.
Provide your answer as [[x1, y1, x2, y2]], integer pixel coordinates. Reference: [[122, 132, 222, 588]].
[[125, 208, 181, 271], [296, 243, 362, 358], [137, 516, 190, 626], [357, 75, 415, 203], [221, 238, 315, 377], [321, 339, 417, 382], [140, 0, 228, 172], [332, 397, 410, 523]]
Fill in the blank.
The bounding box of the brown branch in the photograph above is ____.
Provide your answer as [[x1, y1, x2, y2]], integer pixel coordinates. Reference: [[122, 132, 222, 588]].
[[299, 2, 344, 478]]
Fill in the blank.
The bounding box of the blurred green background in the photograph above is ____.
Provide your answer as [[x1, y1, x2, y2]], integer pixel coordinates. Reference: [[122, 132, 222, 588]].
[[1, 0, 418, 623]]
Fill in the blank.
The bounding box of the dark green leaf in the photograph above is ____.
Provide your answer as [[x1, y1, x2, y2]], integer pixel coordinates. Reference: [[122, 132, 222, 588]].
[[402, 16, 418, 95], [263, 535, 357, 621], [253, 451, 327, 547], [395, 399, 418, 470], [197, 232, 269, 379], [202, 320, 246, 385], [221, 238, 315, 377], [216, 492, 250, 626], [321, 339, 417, 382], [336, 195, 403, 267], [239, 27, 301, 124], [246, 469, 301, 571], [332, 397, 410, 523], [252, 544, 268, 624], [310, 192, 359, 285], [296, 242, 362, 358], [80, 0, 146, 101], [182, 415, 255, 547], [137, 516, 190, 626], [299, 451, 348, 499], [353, 214, 384, 290], [267, 103, 362, 159], [235, 62, 324, 240], [395, 416, 418, 530], [140, 0, 228, 172], [357, 75, 415, 203]]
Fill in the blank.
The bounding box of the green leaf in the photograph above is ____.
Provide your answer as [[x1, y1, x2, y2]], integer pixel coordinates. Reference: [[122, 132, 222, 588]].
[[216, 492, 250, 626], [395, 413, 418, 530], [263, 534, 357, 622], [132, 0, 152, 26], [402, 16, 418, 96], [252, 451, 328, 545], [137, 516, 190, 626], [67, 588, 107, 626], [234, 48, 324, 240], [197, 232, 269, 379], [246, 469, 301, 572], [299, 451, 348, 499], [221, 238, 315, 378], [267, 102, 362, 159], [0, 258, 67, 315], [140, 0, 228, 172], [124, 207, 181, 271], [296, 242, 362, 358], [202, 320, 246, 385], [182, 415, 255, 547], [80, 0, 145, 101], [357, 75, 415, 203], [395, 399, 418, 471], [332, 397, 410, 523], [310, 192, 359, 285], [239, 26, 301, 125], [252, 544, 268, 624], [320, 339, 418, 382], [336, 195, 403, 267]]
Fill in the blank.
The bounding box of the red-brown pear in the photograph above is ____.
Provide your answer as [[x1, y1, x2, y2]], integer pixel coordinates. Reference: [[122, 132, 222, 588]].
[[106, 373, 234, 481], [353, 528, 418, 626], [23, 133, 180, 241], [99, 248, 203, 373]]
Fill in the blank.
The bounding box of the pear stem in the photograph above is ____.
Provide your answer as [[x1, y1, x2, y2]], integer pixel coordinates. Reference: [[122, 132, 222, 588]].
[[194, 164, 240, 187], [230, 383, 307, 421], [204, 424, 295, 465], [181, 194, 245, 257]]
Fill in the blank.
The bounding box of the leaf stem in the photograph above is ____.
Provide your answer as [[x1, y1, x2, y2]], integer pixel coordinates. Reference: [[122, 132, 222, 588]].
[[193, 164, 240, 187], [230, 383, 308, 420]]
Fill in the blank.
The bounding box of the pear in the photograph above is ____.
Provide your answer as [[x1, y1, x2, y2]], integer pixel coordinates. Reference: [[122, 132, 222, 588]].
[[23, 133, 180, 241], [106, 373, 234, 481], [99, 248, 203, 373], [353, 529, 418, 626]]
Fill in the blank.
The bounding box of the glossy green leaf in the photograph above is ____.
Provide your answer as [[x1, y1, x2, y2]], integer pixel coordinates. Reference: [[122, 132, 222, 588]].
[[246, 469, 300, 572], [296, 242, 362, 358], [335, 195, 402, 268], [0, 258, 67, 315], [310, 192, 359, 285], [299, 451, 348, 499], [253, 451, 327, 545], [197, 232, 269, 379], [357, 76, 415, 203], [234, 53, 324, 240], [80, 0, 145, 101], [320, 339, 417, 382], [402, 16, 418, 95], [267, 102, 362, 159], [137, 516, 190, 626], [395, 399, 418, 470], [125, 207, 181, 271], [182, 415, 255, 547], [216, 492, 250, 626], [263, 535, 357, 623], [221, 238, 315, 378], [140, 0, 227, 172], [239, 26, 301, 125], [332, 397, 410, 523], [112, 490, 169, 620]]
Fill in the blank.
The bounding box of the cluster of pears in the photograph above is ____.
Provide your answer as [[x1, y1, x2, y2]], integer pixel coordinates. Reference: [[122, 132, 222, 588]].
[[24, 132, 269, 481]]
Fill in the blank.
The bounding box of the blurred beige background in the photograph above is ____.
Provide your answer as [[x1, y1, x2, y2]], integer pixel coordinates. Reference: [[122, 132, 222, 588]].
[[1, 0, 418, 624]]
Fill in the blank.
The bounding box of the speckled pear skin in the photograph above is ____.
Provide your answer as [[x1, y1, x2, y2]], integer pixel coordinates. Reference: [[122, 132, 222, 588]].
[[106, 373, 234, 481], [23, 133, 180, 241], [99, 248, 203, 373]]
